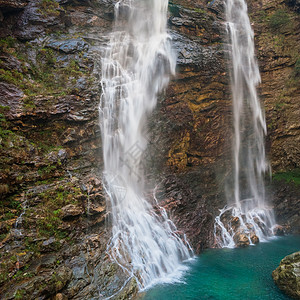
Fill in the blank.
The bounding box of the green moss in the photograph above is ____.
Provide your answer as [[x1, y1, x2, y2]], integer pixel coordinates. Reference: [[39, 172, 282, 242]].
[[22, 183, 85, 242], [0, 37, 17, 49], [294, 58, 300, 76], [39, 0, 60, 17], [0, 68, 24, 87], [14, 289, 26, 300], [273, 169, 300, 185], [38, 164, 57, 176], [193, 8, 206, 14], [269, 9, 291, 31]]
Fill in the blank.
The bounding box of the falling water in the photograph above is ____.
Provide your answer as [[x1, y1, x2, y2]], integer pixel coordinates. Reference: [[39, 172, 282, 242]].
[[214, 0, 275, 247], [99, 0, 192, 290]]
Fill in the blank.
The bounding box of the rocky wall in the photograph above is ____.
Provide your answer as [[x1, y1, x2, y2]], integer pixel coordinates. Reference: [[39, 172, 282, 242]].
[[0, 0, 299, 298]]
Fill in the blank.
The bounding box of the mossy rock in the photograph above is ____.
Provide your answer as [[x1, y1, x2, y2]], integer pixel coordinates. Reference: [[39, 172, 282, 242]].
[[272, 251, 300, 299]]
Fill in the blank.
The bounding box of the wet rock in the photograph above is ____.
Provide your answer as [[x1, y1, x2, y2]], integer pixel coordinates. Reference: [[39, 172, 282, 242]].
[[272, 251, 300, 299], [61, 204, 84, 219], [272, 180, 300, 234], [250, 234, 259, 244], [171, 31, 222, 71], [159, 175, 215, 253], [46, 38, 89, 54], [233, 231, 250, 247], [14, 1, 62, 40], [231, 216, 241, 231], [273, 224, 291, 236]]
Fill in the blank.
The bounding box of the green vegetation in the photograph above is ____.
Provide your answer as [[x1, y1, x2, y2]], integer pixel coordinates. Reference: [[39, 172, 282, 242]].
[[14, 289, 26, 300], [0, 37, 16, 49], [0, 37, 90, 100], [294, 58, 300, 76], [23, 183, 84, 241], [268, 9, 291, 31], [273, 169, 300, 185], [0, 113, 17, 147], [38, 0, 60, 17], [0, 69, 24, 88]]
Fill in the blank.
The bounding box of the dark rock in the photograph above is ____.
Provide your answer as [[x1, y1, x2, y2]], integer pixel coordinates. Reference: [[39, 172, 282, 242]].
[[250, 233, 259, 244], [159, 175, 215, 253], [272, 251, 300, 299], [285, 0, 300, 12], [0, 82, 24, 113], [0, 54, 22, 72], [171, 31, 223, 71], [14, 1, 62, 40], [46, 38, 89, 54], [41, 237, 57, 252], [273, 224, 291, 236], [208, 0, 226, 16], [272, 180, 300, 234], [6, 265, 72, 299]]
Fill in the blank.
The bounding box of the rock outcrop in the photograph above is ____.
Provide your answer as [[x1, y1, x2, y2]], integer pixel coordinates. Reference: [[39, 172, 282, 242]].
[[272, 251, 300, 299]]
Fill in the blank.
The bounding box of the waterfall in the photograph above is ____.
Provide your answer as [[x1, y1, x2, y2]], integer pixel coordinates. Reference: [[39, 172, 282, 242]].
[[214, 0, 275, 247], [99, 0, 192, 290]]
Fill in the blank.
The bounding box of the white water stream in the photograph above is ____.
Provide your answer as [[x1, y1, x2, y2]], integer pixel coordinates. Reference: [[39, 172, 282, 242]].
[[99, 0, 192, 290], [214, 0, 275, 247]]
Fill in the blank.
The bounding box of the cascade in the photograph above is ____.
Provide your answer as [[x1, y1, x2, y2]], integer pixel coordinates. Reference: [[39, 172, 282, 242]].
[[99, 0, 192, 290], [214, 0, 275, 247]]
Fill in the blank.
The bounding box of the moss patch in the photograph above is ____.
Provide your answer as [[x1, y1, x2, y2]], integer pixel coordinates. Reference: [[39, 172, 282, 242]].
[[273, 169, 300, 185]]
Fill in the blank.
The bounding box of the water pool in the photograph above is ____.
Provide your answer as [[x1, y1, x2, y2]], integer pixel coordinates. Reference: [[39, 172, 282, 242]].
[[144, 235, 300, 300]]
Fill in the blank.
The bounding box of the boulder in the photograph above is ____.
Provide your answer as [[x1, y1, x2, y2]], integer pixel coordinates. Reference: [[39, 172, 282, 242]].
[[272, 251, 300, 299], [273, 224, 291, 236], [233, 231, 250, 247], [250, 233, 259, 244]]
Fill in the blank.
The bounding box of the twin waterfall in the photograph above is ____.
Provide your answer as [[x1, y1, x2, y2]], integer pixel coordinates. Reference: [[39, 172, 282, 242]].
[[99, 0, 191, 290], [214, 0, 275, 247], [100, 0, 275, 292]]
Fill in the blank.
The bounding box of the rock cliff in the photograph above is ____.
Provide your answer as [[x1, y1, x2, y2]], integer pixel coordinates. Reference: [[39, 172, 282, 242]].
[[0, 0, 299, 298]]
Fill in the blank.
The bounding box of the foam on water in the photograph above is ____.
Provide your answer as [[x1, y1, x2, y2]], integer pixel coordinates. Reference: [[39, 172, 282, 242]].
[[214, 0, 275, 247]]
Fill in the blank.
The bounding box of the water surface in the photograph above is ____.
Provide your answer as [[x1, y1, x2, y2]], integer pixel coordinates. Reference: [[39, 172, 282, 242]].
[[144, 235, 300, 299]]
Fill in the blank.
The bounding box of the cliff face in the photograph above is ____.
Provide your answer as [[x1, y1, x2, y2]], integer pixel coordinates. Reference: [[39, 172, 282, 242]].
[[150, 0, 300, 251], [249, 0, 300, 231], [0, 1, 134, 299], [0, 0, 299, 298]]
